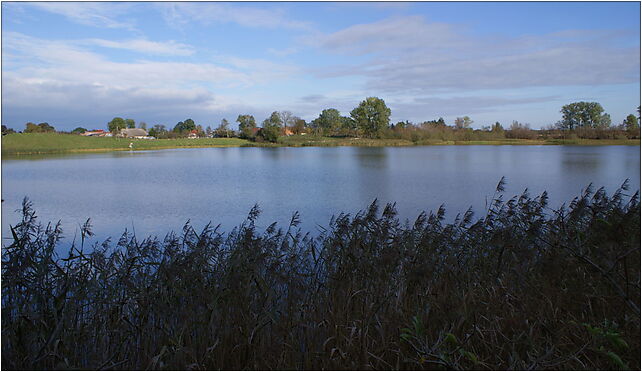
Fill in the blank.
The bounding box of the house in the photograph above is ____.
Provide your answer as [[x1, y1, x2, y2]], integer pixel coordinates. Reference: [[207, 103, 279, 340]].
[[283, 128, 294, 136], [187, 130, 199, 139], [118, 128, 149, 138], [81, 130, 107, 137]]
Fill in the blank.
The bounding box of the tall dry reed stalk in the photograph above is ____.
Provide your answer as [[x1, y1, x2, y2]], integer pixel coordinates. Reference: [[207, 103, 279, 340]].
[[2, 179, 640, 370]]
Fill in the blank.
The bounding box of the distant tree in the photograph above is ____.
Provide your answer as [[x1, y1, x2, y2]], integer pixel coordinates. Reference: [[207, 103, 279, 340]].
[[350, 97, 391, 138], [138, 121, 147, 130], [24, 122, 55, 133], [215, 119, 231, 138], [24, 122, 39, 133], [108, 117, 127, 133], [125, 119, 136, 129], [506, 121, 536, 139], [236, 115, 257, 139], [292, 118, 307, 134], [195, 125, 205, 137], [71, 127, 87, 134], [173, 119, 196, 133], [2, 125, 16, 135], [623, 114, 640, 136], [509, 121, 526, 130], [260, 112, 282, 142], [39, 123, 55, 132], [278, 111, 296, 133], [454, 116, 473, 129], [205, 126, 213, 137], [148, 124, 167, 138], [393, 120, 412, 130], [185, 119, 195, 130], [558, 102, 611, 130], [421, 118, 445, 129], [341, 116, 356, 132], [312, 108, 342, 135], [491, 121, 504, 135]]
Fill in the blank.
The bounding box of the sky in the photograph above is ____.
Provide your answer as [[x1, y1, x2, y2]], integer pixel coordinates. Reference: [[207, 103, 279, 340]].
[[2, 1, 640, 131]]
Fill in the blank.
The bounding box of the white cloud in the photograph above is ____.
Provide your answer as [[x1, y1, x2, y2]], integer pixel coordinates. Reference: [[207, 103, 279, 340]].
[[157, 3, 313, 31], [28, 2, 137, 30], [316, 16, 466, 56], [2, 32, 299, 128], [313, 16, 640, 94], [87, 39, 195, 56]]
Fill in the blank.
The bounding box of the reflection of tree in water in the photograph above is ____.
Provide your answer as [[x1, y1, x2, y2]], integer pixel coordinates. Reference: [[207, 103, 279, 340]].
[[353, 147, 388, 169], [561, 151, 602, 172]]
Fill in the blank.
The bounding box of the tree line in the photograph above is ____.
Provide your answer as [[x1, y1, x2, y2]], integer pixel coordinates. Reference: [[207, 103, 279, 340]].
[[3, 99, 640, 141]]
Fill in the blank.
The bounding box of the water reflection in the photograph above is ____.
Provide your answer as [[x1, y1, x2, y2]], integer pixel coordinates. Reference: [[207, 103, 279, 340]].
[[560, 150, 602, 172], [352, 147, 389, 169], [2, 145, 639, 244]]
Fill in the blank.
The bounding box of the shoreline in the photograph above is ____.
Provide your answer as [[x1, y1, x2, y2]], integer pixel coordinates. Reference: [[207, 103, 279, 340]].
[[2, 133, 640, 157]]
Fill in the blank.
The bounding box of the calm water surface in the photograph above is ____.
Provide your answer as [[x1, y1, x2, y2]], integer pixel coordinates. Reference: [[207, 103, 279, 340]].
[[2, 146, 640, 244]]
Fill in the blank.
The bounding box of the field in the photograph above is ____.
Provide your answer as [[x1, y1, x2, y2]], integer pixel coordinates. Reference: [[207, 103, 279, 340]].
[[0, 133, 251, 155], [1, 133, 639, 156]]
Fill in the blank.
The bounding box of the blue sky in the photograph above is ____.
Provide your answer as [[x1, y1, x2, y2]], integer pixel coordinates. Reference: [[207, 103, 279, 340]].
[[2, 1, 640, 131]]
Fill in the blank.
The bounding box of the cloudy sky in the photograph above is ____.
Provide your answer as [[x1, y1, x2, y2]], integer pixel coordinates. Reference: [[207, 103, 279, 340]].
[[2, 1, 640, 131]]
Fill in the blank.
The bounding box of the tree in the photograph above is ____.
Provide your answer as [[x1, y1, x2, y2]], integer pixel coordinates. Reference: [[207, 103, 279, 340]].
[[71, 127, 87, 134], [215, 119, 231, 138], [2, 125, 15, 135], [350, 97, 391, 138], [237, 114, 257, 139], [492, 122, 504, 134], [278, 111, 296, 133], [506, 121, 535, 139], [24, 122, 55, 133], [108, 117, 127, 133], [260, 112, 282, 142], [148, 124, 167, 138], [312, 108, 343, 135], [558, 102, 611, 130], [125, 119, 136, 129], [138, 121, 147, 130], [173, 118, 196, 133], [623, 114, 640, 135], [341, 116, 356, 132], [454, 116, 473, 129], [292, 118, 307, 134]]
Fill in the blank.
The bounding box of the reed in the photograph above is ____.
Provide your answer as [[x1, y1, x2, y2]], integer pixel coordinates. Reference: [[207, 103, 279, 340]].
[[2, 180, 640, 370]]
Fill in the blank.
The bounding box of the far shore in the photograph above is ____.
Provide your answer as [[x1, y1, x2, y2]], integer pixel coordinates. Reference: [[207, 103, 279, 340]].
[[1, 133, 640, 157]]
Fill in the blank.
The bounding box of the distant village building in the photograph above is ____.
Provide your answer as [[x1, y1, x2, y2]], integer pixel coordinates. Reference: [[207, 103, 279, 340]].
[[118, 128, 149, 139], [81, 130, 107, 137], [187, 130, 199, 139]]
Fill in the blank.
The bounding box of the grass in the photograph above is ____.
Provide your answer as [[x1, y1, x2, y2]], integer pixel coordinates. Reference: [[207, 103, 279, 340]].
[[2, 133, 639, 156], [1, 133, 251, 155], [2, 179, 640, 370]]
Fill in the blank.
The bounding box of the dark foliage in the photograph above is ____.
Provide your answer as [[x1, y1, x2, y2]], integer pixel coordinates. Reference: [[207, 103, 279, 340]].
[[2, 182, 640, 370]]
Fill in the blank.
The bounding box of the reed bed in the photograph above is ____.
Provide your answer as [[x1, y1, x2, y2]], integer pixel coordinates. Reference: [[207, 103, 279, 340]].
[[2, 179, 640, 370]]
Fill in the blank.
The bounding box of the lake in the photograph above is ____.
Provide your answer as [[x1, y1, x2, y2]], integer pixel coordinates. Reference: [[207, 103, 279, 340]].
[[2, 145, 640, 245]]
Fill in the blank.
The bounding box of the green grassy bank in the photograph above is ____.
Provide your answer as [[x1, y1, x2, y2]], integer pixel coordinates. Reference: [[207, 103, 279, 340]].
[[2, 133, 639, 156], [0, 133, 251, 155]]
